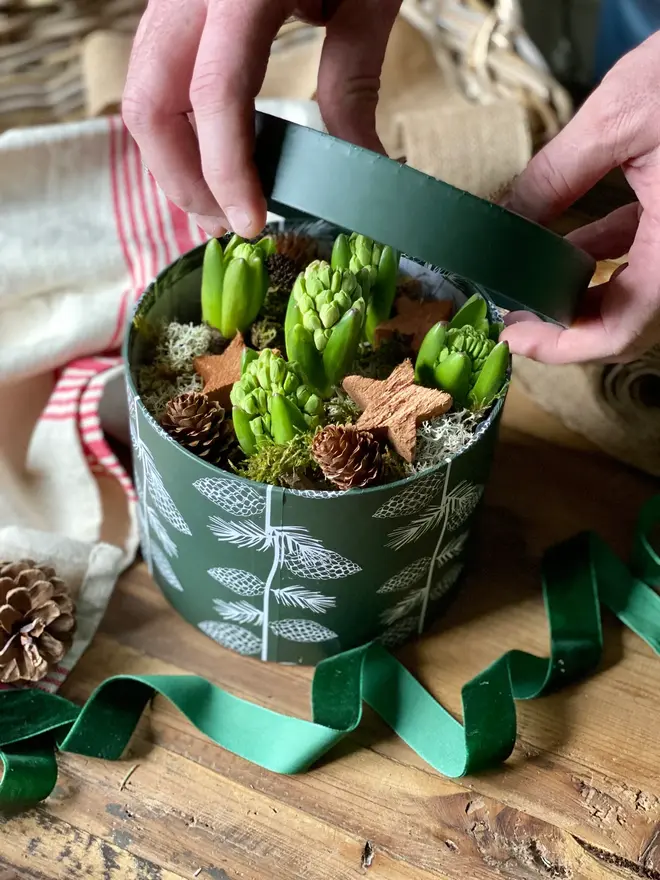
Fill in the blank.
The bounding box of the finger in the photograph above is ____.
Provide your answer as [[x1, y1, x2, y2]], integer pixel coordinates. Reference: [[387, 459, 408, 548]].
[[122, 0, 226, 234], [502, 207, 660, 363], [566, 201, 641, 260], [317, 0, 402, 153], [503, 310, 544, 327], [500, 87, 634, 224], [191, 0, 287, 238]]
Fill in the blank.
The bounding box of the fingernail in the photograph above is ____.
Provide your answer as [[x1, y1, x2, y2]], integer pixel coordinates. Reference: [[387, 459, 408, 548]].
[[225, 207, 254, 238], [503, 310, 543, 326], [192, 214, 227, 238]]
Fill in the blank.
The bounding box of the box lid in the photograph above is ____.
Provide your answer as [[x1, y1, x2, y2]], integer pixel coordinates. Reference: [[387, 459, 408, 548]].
[[254, 111, 595, 326]]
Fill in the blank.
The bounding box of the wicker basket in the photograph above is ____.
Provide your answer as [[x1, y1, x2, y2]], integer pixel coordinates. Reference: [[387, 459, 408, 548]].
[[0, 0, 571, 144], [0, 0, 144, 130]]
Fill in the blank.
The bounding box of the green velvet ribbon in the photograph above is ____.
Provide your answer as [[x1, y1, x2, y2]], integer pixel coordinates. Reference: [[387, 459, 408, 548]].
[[1, 496, 659, 810]]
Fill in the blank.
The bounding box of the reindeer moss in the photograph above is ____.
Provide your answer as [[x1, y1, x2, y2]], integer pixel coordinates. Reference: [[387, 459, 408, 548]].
[[137, 321, 221, 420]]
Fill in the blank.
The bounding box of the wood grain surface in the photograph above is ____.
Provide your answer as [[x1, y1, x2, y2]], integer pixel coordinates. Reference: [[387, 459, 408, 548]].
[[2, 175, 656, 880]]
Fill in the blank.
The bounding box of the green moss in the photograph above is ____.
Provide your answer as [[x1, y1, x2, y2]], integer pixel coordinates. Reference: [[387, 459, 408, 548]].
[[250, 285, 291, 351], [325, 388, 361, 425], [382, 448, 413, 483], [234, 432, 326, 489], [353, 334, 415, 380]]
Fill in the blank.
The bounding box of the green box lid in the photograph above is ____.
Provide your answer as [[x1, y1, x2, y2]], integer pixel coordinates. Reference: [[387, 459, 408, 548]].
[[254, 111, 595, 326]]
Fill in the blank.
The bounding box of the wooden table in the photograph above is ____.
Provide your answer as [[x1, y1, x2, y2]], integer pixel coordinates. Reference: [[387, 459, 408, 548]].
[[3, 177, 658, 880]]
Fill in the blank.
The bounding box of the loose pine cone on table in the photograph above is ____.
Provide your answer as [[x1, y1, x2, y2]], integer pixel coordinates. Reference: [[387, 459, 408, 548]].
[[0, 560, 75, 684], [161, 392, 236, 464], [312, 425, 383, 490]]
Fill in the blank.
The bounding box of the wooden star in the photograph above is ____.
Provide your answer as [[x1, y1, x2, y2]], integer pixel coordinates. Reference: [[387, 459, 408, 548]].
[[342, 360, 452, 463], [193, 332, 246, 410], [374, 295, 453, 352]]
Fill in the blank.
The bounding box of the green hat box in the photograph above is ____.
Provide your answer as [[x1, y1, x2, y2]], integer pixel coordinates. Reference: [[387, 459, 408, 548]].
[[124, 114, 595, 666]]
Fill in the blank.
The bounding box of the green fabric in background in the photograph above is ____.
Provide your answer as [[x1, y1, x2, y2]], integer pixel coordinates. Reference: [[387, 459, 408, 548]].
[[1, 495, 658, 811]]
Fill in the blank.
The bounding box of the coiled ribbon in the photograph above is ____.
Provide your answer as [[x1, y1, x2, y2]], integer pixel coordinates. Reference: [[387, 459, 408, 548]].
[[1, 496, 659, 810]]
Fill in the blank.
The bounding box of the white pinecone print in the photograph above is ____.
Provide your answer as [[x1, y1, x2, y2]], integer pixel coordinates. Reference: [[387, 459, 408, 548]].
[[151, 541, 184, 592], [377, 558, 431, 594], [147, 507, 178, 557], [198, 621, 261, 656], [430, 563, 463, 601], [373, 474, 445, 519], [378, 615, 418, 649], [285, 548, 361, 581], [269, 619, 337, 643], [194, 477, 266, 517], [146, 461, 192, 535], [208, 568, 266, 596]]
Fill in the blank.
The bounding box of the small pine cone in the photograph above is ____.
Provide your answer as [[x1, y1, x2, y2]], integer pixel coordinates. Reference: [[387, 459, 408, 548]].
[[272, 232, 319, 273], [265, 253, 299, 293], [312, 425, 382, 491], [0, 560, 76, 683], [161, 392, 235, 464]]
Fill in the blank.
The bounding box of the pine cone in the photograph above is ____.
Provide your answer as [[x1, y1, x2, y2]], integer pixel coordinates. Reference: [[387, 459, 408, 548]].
[[161, 392, 235, 464], [272, 232, 319, 273], [312, 425, 382, 490], [265, 253, 299, 293], [0, 560, 75, 683]]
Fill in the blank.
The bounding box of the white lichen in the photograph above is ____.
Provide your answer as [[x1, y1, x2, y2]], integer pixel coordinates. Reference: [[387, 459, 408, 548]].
[[412, 410, 481, 474], [157, 321, 214, 373]]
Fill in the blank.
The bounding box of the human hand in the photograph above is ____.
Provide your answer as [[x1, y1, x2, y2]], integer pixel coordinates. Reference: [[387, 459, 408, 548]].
[[122, 0, 401, 240], [500, 31, 660, 364]]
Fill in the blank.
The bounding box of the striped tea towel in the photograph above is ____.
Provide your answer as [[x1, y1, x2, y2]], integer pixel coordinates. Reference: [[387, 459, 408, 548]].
[[0, 101, 323, 693]]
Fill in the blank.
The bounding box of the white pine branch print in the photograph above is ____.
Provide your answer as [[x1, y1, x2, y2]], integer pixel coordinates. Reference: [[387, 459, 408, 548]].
[[380, 589, 425, 626], [386, 504, 446, 551], [272, 526, 325, 556], [271, 586, 335, 613], [430, 563, 463, 601], [435, 530, 469, 568], [447, 481, 483, 531], [213, 599, 263, 626], [208, 516, 272, 551]]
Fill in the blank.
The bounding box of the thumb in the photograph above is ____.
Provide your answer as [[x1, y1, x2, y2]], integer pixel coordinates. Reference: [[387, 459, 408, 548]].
[[501, 80, 631, 224], [316, 0, 401, 154]]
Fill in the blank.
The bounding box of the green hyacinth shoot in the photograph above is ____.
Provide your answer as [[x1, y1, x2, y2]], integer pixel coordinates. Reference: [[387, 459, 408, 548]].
[[415, 294, 510, 410], [201, 234, 276, 339], [331, 232, 400, 343], [284, 259, 366, 397], [230, 348, 324, 456]]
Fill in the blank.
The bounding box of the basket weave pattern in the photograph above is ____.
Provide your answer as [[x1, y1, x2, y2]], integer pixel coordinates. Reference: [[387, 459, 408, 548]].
[[0, 0, 145, 130]]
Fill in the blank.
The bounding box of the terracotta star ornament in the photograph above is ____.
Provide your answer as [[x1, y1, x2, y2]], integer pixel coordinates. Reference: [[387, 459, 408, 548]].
[[193, 332, 246, 410], [342, 360, 453, 463], [374, 295, 454, 352]]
